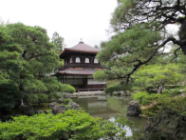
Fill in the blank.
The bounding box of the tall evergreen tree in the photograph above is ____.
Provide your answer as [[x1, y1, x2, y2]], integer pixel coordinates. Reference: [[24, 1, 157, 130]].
[[97, 0, 186, 83], [0, 23, 74, 113], [51, 32, 64, 53]]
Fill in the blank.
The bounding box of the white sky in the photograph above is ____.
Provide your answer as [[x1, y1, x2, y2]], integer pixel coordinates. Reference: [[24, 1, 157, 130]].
[[0, 0, 117, 47]]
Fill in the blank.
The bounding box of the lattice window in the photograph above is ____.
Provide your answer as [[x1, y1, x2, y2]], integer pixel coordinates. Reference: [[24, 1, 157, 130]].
[[70, 58, 73, 63], [75, 57, 81, 63], [85, 58, 90, 63], [94, 58, 99, 64]]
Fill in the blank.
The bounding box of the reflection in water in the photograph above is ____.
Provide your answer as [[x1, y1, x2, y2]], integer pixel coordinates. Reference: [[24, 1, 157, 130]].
[[109, 117, 132, 137], [73, 96, 146, 139]]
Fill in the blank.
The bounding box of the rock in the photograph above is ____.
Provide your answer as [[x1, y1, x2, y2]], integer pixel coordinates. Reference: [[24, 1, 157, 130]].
[[63, 93, 71, 98], [57, 98, 65, 104], [36, 110, 46, 114], [112, 90, 131, 96], [69, 102, 80, 109], [50, 101, 80, 114], [127, 100, 141, 117], [52, 104, 66, 114], [48, 102, 58, 108]]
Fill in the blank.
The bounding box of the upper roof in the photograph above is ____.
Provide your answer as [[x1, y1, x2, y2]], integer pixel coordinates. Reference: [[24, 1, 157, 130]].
[[60, 41, 99, 57]]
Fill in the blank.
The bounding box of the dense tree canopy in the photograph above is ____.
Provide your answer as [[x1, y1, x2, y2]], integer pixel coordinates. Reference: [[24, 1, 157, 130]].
[[113, 0, 186, 53], [112, 0, 186, 55], [97, 24, 161, 83], [0, 23, 74, 113], [97, 0, 186, 83]]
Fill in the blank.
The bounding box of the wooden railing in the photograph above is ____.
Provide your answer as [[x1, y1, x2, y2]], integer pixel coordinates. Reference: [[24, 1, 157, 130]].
[[59, 63, 103, 70]]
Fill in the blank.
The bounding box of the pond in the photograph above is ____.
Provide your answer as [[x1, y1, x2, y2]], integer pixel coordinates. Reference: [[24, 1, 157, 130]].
[[73, 95, 146, 139]]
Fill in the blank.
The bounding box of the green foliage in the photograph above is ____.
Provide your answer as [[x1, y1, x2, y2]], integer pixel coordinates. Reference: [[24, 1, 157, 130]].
[[143, 96, 186, 117], [25, 93, 49, 105], [131, 63, 186, 118], [105, 81, 124, 94], [132, 64, 185, 93], [0, 23, 73, 112], [102, 1, 186, 139], [164, 86, 186, 96], [0, 110, 124, 140], [160, 96, 186, 116], [0, 79, 20, 112], [93, 70, 107, 81], [97, 24, 160, 81], [111, 0, 136, 29], [51, 32, 64, 53], [98, 0, 186, 89], [132, 92, 167, 105], [60, 84, 76, 93]]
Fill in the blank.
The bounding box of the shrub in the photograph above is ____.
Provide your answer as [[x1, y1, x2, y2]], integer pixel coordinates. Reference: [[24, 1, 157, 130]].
[[0, 110, 124, 140], [132, 92, 168, 105], [164, 86, 186, 96], [61, 84, 76, 93], [93, 70, 107, 80], [48, 93, 61, 101]]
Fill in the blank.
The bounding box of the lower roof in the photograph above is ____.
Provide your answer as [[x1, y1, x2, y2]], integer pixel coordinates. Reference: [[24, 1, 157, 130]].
[[58, 67, 103, 76]]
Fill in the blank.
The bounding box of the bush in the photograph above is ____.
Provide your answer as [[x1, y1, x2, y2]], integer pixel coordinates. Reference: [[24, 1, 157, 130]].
[[0, 110, 124, 140], [93, 70, 107, 80], [48, 93, 61, 102], [132, 92, 168, 105], [164, 86, 186, 96], [61, 84, 76, 93]]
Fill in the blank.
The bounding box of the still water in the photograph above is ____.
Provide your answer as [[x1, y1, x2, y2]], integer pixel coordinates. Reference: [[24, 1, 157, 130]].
[[73, 96, 146, 139]]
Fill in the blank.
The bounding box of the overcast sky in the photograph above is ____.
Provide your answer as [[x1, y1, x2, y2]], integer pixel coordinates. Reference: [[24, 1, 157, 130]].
[[0, 0, 117, 47]]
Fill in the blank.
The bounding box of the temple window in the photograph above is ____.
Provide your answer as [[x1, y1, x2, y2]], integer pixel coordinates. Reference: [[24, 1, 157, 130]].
[[75, 57, 81, 63], [85, 58, 90, 63], [70, 57, 73, 63], [94, 58, 99, 64]]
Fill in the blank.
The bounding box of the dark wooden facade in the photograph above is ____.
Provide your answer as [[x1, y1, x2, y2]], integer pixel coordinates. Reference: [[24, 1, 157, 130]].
[[57, 41, 105, 91]]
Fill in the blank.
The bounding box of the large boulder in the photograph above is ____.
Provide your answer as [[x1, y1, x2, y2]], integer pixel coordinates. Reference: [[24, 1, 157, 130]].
[[127, 100, 141, 117]]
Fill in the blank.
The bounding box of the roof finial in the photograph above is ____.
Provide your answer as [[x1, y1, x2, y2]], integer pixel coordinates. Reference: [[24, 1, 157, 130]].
[[79, 38, 84, 44]]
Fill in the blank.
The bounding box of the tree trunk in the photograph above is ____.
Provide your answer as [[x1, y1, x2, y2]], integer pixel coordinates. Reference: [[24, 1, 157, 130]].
[[179, 21, 186, 55], [21, 98, 25, 106]]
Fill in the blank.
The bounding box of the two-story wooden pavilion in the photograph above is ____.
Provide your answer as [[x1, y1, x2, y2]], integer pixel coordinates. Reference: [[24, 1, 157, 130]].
[[56, 41, 105, 91]]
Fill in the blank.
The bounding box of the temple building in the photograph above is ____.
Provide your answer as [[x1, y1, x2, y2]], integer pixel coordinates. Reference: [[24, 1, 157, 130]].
[[56, 41, 105, 91]]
